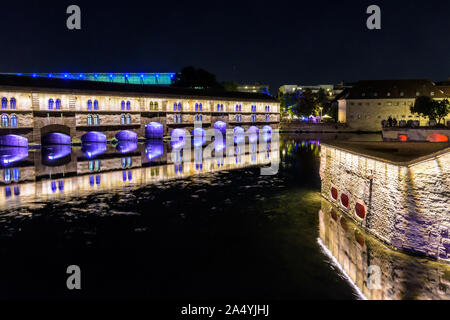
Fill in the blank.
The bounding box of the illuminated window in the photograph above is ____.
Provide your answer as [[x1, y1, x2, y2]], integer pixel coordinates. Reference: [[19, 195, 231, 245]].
[[416, 92, 420, 96], [178, 102, 182, 111], [195, 103, 198, 112], [126, 114, 131, 124], [126, 101, 130, 110], [121, 101, 125, 110], [1, 97, 7, 109], [154, 102, 158, 110], [173, 102, 177, 111], [1, 114, 8, 127], [199, 103, 202, 111], [13, 168, 20, 181], [48, 98, 54, 110], [87, 100, 92, 110], [87, 114, 93, 126], [94, 100, 99, 110], [10, 114, 17, 127], [431, 92, 434, 96], [120, 114, 125, 124], [55, 99, 61, 110], [217, 104, 220, 112], [93, 114, 99, 125], [150, 101, 154, 110], [4, 169, 11, 183], [10, 98, 16, 109]]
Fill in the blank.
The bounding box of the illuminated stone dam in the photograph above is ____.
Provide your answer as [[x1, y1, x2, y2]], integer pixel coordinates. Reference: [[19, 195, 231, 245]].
[[320, 141, 450, 261]]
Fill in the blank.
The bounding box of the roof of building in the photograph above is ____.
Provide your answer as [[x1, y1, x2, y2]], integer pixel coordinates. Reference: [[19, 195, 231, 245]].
[[342, 79, 449, 100], [0, 74, 277, 102]]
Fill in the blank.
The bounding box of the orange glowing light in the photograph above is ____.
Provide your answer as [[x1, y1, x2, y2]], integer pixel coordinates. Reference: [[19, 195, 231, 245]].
[[426, 134, 449, 143], [398, 135, 407, 141]]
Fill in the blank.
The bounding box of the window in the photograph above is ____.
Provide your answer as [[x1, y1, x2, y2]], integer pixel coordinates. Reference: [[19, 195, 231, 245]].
[[154, 102, 158, 110], [178, 114, 182, 123], [173, 102, 177, 111], [267, 106, 270, 112], [236, 104, 239, 112], [126, 101, 130, 110], [361, 93, 365, 97], [87, 114, 93, 126], [87, 100, 92, 110], [93, 114, 99, 125], [386, 102, 392, 106], [10, 114, 17, 127], [10, 98, 16, 109], [195, 103, 198, 112], [149, 102, 154, 110], [13, 168, 20, 181], [235, 114, 239, 122], [220, 104, 223, 111], [1, 98, 7, 109], [4, 169, 11, 183], [173, 115, 177, 123], [94, 100, 99, 110], [178, 102, 182, 111], [126, 114, 131, 124], [120, 114, 125, 125], [48, 99, 54, 110], [121, 101, 125, 111], [1, 114, 8, 127], [217, 104, 220, 112], [55, 99, 61, 110], [373, 92, 378, 97], [199, 103, 202, 111]]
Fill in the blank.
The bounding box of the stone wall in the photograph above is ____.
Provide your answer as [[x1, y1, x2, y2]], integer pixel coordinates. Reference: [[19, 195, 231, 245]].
[[320, 144, 450, 261]]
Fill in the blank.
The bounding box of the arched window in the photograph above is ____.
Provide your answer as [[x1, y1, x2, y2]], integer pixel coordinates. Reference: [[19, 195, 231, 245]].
[[13, 168, 20, 181], [178, 102, 182, 111], [235, 114, 239, 122], [120, 114, 125, 125], [4, 169, 11, 183], [10, 98, 16, 109], [178, 114, 182, 123], [1, 98, 7, 109], [126, 114, 131, 124], [93, 114, 99, 125], [87, 114, 93, 126], [126, 101, 130, 110], [267, 105, 270, 112], [121, 101, 125, 111], [48, 99, 54, 110], [217, 104, 220, 112], [1, 114, 8, 127], [55, 99, 61, 110], [199, 114, 202, 121], [195, 103, 198, 112], [173, 115, 177, 123], [10, 114, 17, 127], [154, 102, 158, 110], [199, 103, 202, 111], [149, 101, 154, 110], [236, 104, 239, 112], [239, 105, 241, 112], [173, 102, 177, 111], [94, 100, 99, 110], [87, 100, 92, 110], [221, 104, 223, 111]]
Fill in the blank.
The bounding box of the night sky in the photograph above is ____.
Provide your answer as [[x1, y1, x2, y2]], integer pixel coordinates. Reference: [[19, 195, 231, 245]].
[[1, 0, 449, 94]]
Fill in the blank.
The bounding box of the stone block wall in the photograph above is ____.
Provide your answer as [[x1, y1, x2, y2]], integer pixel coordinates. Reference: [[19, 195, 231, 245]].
[[320, 144, 450, 260]]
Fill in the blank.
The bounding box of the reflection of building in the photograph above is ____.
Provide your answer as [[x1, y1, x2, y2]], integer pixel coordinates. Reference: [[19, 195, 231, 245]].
[[0, 139, 279, 209], [337, 79, 450, 131], [235, 83, 270, 95], [320, 141, 450, 261], [319, 199, 450, 300], [0, 74, 279, 146]]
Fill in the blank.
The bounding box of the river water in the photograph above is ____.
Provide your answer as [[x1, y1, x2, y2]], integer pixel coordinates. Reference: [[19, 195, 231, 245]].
[[0, 133, 448, 300]]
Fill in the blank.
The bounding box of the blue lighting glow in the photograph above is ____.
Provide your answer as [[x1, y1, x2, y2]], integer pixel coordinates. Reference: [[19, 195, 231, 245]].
[[48, 73, 53, 78]]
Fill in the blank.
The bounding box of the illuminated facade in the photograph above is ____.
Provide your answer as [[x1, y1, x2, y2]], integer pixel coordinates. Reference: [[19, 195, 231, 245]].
[[0, 74, 279, 146], [320, 141, 450, 261], [337, 79, 450, 131]]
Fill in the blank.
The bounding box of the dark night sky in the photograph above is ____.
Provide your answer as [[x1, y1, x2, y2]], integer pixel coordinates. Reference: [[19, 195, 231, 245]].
[[0, 0, 449, 94]]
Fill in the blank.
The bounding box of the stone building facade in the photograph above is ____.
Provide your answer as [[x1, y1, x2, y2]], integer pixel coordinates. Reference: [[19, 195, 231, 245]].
[[337, 79, 450, 131], [0, 75, 280, 145], [320, 142, 450, 261]]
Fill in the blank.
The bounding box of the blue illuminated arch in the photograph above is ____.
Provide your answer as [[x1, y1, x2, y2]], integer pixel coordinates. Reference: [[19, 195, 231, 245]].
[[248, 126, 259, 143], [214, 121, 226, 135], [0, 134, 28, 147], [116, 140, 138, 153], [233, 126, 245, 144], [42, 132, 71, 145], [145, 122, 163, 139], [115, 130, 137, 141], [81, 131, 107, 143]]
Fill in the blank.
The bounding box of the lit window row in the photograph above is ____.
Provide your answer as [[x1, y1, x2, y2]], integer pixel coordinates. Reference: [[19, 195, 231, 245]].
[[216, 104, 224, 112], [1, 114, 18, 127], [1, 97, 16, 109], [194, 103, 203, 112], [173, 114, 182, 123], [149, 101, 159, 110], [48, 98, 62, 110], [235, 104, 242, 112], [4, 168, 20, 182], [173, 102, 182, 111], [194, 114, 203, 122], [120, 114, 132, 125], [87, 99, 99, 111], [120, 100, 131, 111], [87, 114, 100, 126], [235, 114, 242, 122]]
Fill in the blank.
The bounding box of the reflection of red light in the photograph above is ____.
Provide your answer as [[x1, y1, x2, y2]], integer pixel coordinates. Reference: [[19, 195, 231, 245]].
[[331, 187, 338, 200], [340, 193, 349, 208], [398, 134, 407, 141], [427, 134, 449, 142], [355, 203, 366, 219]]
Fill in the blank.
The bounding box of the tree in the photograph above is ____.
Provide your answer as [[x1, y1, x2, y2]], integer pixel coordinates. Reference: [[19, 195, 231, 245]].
[[295, 89, 319, 117], [173, 66, 223, 90], [222, 81, 238, 92], [411, 96, 450, 124]]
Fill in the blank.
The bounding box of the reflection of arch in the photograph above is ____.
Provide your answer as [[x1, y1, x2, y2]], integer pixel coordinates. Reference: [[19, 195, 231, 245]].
[[233, 126, 245, 144], [116, 141, 138, 153], [115, 130, 137, 141], [170, 128, 186, 149], [41, 144, 71, 166], [214, 121, 226, 135], [0, 146, 29, 165], [145, 122, 163, 139], [145, 140, 164, 161], [262, 125, 272, 142], [81, 142, 107, 158], [81, 131, 107, 143]]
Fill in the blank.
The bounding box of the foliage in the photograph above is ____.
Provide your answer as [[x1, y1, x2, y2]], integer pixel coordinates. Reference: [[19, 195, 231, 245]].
[[295, 89, 320, 117], [172, 66, 223, 90], [411, 96, 450, 124]]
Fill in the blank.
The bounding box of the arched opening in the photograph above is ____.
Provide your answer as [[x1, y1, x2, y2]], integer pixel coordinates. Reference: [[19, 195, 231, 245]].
[[233, 126, 245, 144], [0, 134, 28, 147], [115, 130, 137, 141], [81, 131, 107, 143], [145, 122, 163, 139], [248, 126, 259, 143], [42, 132, 71, 145], [214, 121, 226, 135]]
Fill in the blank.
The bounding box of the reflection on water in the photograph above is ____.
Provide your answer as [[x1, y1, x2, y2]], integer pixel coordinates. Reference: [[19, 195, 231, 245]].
[[0, 140, 279, 210], [319, 199, 450, 300]]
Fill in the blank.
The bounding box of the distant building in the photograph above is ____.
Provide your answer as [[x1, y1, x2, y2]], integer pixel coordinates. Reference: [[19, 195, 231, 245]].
[[236, 83, 270, 95], [5, 73, 176, 86], [279, 82, 351, 101], [337, 79, 450, 131]]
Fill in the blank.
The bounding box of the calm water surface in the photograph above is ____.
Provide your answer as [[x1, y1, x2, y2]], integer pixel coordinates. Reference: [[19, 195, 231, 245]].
[[0, 133, 448, 300]]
